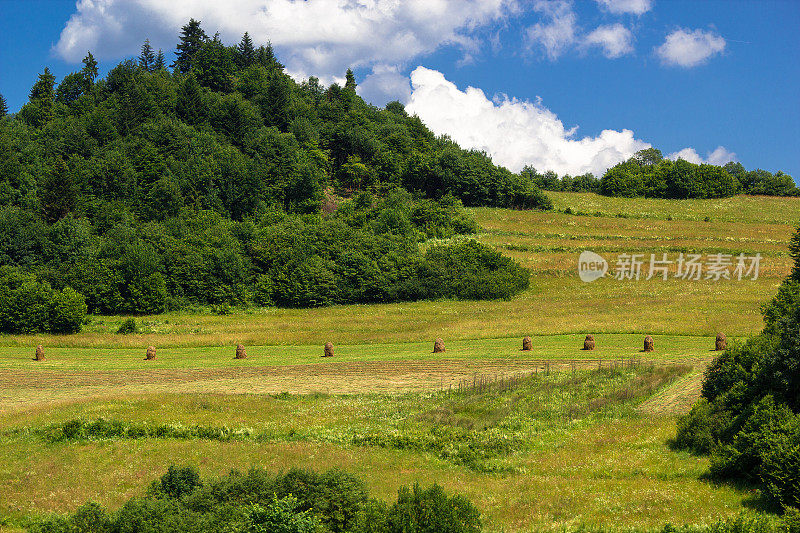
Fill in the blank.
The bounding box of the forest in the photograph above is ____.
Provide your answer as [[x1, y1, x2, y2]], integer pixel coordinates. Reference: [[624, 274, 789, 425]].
[[0, 20, 544, 332]]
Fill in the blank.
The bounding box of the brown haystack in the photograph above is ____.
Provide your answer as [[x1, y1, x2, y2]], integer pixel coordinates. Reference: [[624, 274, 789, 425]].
[[643, 335, 654, 352], [145, 346, 156, 360], [522, 336, 532, 351], [235, 344, 247, 359], [715, 333, 727, 351], [323, 342, 334, 357], [433, 338, 445, 353], [34, 345, 45, 361], [583, 334, 595, 351]]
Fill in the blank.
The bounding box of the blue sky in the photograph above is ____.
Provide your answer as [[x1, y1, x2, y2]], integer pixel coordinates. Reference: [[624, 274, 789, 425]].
[[0, 0, 797, 180]]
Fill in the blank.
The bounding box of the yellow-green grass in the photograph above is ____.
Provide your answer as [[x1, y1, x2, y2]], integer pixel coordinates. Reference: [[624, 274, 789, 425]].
[[2, 194, 792, 349], [0, 400, 746, 532], [545, 191, 800, 224], [0, 334, 718, 415]]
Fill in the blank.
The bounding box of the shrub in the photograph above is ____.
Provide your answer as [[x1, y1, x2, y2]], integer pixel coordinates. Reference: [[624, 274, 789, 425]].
[[116, 317, 137, 334], [386, 483, 481, 533], [158, 465, 202, 499], [0, 267, 86, 334], [245, 496, 323, 533]]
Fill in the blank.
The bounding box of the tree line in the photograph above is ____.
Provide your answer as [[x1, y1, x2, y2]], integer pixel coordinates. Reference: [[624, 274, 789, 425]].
[[518, 148, 797, 199]]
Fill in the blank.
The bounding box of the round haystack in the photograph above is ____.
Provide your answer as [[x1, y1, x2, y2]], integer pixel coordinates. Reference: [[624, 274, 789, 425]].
[[433, 338, 445, 353], [715, 333, 727, 351], [145, 346, 156, 360], [323, 342, 334, 357], [583, 334, 595, 351], [34, 345, 45, 361], [643, 335, 654, 352], [522, 336, 532, 351], [235, 344, 247, 359]]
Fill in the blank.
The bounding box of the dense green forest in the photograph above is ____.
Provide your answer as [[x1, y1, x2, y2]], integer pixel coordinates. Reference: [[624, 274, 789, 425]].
[[675, 222, 800, 511], [0, 20, 544, 332], [518, 148, 798, 198]]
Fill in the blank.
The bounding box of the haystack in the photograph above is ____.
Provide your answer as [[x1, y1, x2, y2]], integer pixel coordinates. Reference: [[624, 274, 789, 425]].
[[433, 338, 445, 353], [34, 345, 45, 361], [323, 342, 334, 357], [583, 334, 595, 351], [145, 346, 156, 360], [643, 335, 654, 352], [235, 344, 247, 359], [715, 333, 727, 351], [522, 336, 532, 351]]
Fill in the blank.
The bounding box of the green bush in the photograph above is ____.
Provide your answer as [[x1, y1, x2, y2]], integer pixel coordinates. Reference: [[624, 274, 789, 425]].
[[116, 317, 137, 334], [0, 267, 86, 334], [386, 483, 481, 533], [158, 465, 202, 499]]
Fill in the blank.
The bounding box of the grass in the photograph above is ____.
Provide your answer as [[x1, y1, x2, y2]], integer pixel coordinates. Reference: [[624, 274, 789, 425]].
[[0, 193, 795, 532], [0, 364, 751, 531], [2, 194, 792, 349]]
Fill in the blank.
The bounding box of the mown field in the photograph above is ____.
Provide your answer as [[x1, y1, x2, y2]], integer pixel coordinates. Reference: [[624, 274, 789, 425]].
[[0, 193, 797, 532]]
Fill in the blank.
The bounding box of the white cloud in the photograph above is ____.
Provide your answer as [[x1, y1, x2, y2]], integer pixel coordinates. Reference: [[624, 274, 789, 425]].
[[524, 0, 578, 60], [357, 64, 412, 107], [526, 2, 634, 60], [668, 146, 736, 165], [656, 28, 726, 67], [405, 66, 649, 176], [583, 23, 634, 58], [594, 0, 652, 15], [54, 0, 516, 88]]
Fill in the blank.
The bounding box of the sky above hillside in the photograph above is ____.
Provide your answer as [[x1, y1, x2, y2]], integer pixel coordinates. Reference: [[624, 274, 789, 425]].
[[1, 0, 798, 180]]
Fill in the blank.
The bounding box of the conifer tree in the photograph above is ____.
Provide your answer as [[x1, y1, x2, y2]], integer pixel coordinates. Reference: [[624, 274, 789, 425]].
[[345, 68, 357, 91], [173, 18, 207, 73], [0, 93, 7, 117], [139, 39, 156, 71], [237, 32, 255, 68], [154, 49, 166, 71], [176, 73, 203, 125], [81, 52, 98, 85]]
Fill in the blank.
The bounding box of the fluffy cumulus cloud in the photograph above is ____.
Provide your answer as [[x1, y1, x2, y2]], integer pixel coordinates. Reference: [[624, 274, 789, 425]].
[[583, 23, 634, 58], [525, 1, 634, 60], [405, 67, 649, 176], [593, 0, 652, 15], [55, 0, 517, 82], [357, 64, 412, 107], [668, 146, 736, 165], [656, 28, 726, 67]]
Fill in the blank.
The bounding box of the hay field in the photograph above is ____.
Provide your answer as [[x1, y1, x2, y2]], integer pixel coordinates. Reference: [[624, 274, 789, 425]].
[[0, 193, 795, 532]]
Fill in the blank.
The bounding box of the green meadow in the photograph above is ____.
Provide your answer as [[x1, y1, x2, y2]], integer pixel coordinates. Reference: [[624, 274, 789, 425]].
[[0, 193, 797, 532]]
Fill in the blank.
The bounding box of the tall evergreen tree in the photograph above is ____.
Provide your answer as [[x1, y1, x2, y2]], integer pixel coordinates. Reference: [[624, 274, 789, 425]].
[[0, 93, 7, 117], [236, 32, 255, 68], [153, 49, 166, 71], [176, 73, 203, 125], [345, 68, 357, 91], [40, 158, 78, 223], [81, 52, 98, 85], [173, 18, 207, 73], [139, 39, 156, 71]]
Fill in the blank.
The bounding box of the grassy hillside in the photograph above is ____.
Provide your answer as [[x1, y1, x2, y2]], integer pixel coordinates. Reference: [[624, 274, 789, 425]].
[[0, 192, 795, 532], [3, 192, 794, 349]]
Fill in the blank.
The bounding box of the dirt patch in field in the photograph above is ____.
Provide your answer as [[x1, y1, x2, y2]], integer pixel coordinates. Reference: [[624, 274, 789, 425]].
[[0, 357, 707, 415]]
